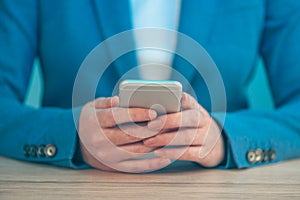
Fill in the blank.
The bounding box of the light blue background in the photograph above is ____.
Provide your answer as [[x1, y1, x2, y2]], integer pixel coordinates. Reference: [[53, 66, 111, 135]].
[[24, 60, 274, 110]]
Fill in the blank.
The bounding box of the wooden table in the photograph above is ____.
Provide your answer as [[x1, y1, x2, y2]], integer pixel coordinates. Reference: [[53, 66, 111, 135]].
[[0, 156, 299, 200]]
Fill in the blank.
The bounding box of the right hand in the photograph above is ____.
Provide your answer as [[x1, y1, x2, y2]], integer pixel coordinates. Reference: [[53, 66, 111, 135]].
[[78, 96, 171, 173]]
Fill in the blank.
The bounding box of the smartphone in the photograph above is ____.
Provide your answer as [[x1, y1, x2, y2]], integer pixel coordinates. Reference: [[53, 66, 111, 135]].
[[119, 80, 182, 114]]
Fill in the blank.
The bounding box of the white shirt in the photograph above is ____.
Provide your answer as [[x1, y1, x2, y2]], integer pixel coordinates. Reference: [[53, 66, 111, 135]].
[[130, 0, 181, 80]]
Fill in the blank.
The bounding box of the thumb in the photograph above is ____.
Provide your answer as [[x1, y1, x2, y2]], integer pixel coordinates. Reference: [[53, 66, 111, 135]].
[[181, 92, 200, 110]]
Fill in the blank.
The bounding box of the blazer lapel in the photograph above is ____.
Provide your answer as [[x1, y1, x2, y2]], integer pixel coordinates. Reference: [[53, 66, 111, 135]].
[[92, 0, 138, 78], [92, 0, 216, 83], [172, 1, 216, 88]]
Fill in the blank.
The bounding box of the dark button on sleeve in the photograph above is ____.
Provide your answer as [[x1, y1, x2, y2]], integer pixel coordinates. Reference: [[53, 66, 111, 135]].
[[263, 150, 269, 162], [29, 145, 37, 157], [23, 145, 30, 157], [37, 145, 45, 157], [44, 144, 57, 158], [269, 149, 276, 161], [247, 150, 256, 164]]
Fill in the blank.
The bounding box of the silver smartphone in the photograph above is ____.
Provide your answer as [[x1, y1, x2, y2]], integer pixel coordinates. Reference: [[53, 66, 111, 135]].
[[119, 80, 182, 114]]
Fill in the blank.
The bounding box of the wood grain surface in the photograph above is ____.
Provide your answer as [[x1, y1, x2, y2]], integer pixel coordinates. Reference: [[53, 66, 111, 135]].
[[0, 156, 299, 200]]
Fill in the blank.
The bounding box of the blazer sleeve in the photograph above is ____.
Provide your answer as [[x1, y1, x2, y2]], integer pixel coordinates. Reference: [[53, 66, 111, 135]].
[[214, 0, 300, 169], [0, 0, 87, 168]]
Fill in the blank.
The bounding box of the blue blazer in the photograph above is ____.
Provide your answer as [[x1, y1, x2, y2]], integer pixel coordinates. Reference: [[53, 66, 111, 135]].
[[0, 0, 300, 169]]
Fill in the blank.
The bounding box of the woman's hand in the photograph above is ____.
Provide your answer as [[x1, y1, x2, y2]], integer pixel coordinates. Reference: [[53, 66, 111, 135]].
[[143, 92, 225, 167], [78, 97, 171, 173]]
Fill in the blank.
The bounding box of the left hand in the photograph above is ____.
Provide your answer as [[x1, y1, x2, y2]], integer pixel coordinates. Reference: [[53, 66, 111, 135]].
[[143, 92, 225, 167]]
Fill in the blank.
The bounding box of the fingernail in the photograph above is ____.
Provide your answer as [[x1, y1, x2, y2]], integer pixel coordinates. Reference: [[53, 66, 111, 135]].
[[181, 93, 187, 106], [181, 92, 186, 101], [112, 96, 119, 106], [148, 110, 157, 120]]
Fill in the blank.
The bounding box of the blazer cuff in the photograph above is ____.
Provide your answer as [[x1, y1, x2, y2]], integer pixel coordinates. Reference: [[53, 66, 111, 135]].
[[211, 113, 238, 169]]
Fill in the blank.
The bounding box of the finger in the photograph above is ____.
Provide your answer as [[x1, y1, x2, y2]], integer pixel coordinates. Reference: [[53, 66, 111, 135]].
[[94, 96, 119, 109], [97, 107, 157, 127], [81, 141, 159, 172], [148, 109, 206, 131], [113, 157, 171, 173], [120, 142, 156, 154], [94, 142, 156, 163], [83, 157, 170, 173], [155, 136, 224, 167], [155, 146, 200, 162], [181, 93, 209, 117], [106, 124, 159, 145], [104, 127, 142, 145], [143, 128, 206, 147], [181, 92, 200, 110], [85, 124, 157, 163], [82, 139, 170, 172], [80, 141, 118, 172]]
